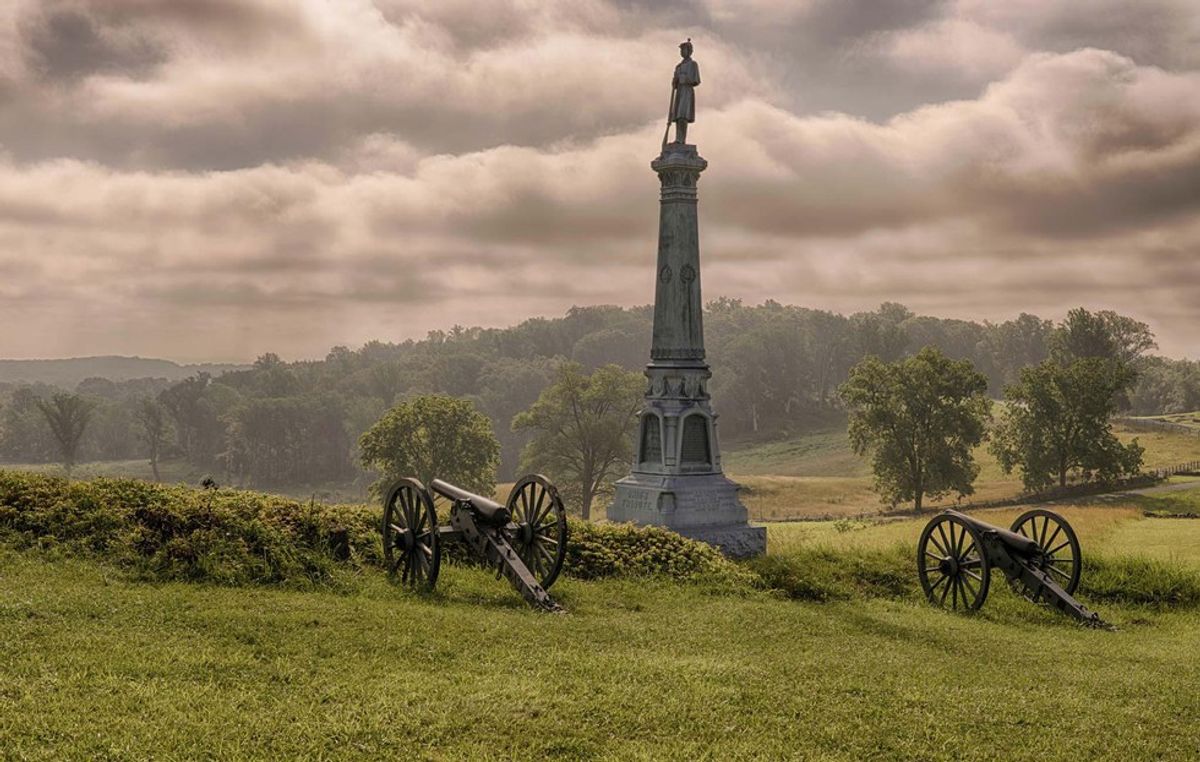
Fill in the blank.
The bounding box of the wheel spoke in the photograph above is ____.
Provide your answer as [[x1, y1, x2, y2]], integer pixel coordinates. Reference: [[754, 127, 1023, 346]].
[[961, 573, 977, 600], [935, 524, 951, 556], [963, 568, 982, 582], [1048, 564, 1071, 581], [518, 486, 530, 523], [1047, 540, 1072, 556], [1043, 524, 1062, 551]]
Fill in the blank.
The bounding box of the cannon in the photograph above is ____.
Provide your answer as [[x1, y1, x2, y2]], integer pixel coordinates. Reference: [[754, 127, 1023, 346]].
[[381, 474, 569, 611], [917, 508, 1103, 625]]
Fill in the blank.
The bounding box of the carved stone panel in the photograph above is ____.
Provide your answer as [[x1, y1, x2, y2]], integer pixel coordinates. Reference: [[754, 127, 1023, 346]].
[[680, 414, 711, 464]]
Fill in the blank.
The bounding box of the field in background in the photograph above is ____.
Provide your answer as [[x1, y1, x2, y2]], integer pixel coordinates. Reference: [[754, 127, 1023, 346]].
[[1131, 410, 1200, 431], [721, 422, 1200, 521], [6, 421, 1200, 523]]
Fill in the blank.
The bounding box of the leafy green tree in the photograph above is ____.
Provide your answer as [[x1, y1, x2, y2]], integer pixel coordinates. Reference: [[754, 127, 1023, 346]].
[[156, 374, 240, 468], [0, 386, 57, 462], [512, 362, 643, 520], [35, 393, 97, 475], [223, 395, 352, 488], [1051, 308, 1156, 366], [359, 394, 499, 495], [134, 398, 171, 480], [840, 347, 991, 511], [991, 358, 1143, 490]]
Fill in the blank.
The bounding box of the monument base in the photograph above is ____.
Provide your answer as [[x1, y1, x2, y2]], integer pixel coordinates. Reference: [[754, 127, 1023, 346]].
[[609, 472, 766, 558]]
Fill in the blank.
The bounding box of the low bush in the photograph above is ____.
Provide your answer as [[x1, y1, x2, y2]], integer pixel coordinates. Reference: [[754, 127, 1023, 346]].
[[0, 471, 753, 588], [746, 545, 915, 602], [565, 519, 754, 586], [0, 471, 379, 586], [1081, 555, 1200, 607]]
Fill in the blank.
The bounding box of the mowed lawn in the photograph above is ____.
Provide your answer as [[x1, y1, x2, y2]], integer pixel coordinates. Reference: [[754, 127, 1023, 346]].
[[3, 505, 1200, 760], [721, 423, 1200, 520]]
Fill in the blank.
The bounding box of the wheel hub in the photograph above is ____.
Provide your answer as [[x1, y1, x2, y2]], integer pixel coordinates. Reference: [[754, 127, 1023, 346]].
[[939, 556, 959, 576]]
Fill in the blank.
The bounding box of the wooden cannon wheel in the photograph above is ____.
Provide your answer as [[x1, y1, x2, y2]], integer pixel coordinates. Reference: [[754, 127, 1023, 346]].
[[918, 513, 991, 611], [1009, 509, 1081, 597], [382, 478, 441, 589], [506, 474, 568, 590]]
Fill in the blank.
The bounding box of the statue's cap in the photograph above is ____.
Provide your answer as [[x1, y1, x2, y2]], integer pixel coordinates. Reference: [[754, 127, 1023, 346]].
[[679, 37, 693, 51]]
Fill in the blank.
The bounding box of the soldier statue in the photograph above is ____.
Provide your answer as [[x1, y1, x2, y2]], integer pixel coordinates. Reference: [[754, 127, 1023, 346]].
[[667, 38, 700, 146]]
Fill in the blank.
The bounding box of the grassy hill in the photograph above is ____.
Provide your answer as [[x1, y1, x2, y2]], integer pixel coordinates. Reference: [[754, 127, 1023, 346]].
[[2, 483, 1200, 759]]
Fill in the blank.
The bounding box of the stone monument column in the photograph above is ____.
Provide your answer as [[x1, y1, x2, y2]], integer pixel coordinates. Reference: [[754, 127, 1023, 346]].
[[607, 41, 766, 558]]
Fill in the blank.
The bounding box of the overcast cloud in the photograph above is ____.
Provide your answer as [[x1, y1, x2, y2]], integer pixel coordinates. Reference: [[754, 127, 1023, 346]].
[[0, 0, 1197, 361]]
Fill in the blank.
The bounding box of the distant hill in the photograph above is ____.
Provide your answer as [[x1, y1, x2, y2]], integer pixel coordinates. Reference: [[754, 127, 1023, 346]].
[[0, 356, 248, 390]]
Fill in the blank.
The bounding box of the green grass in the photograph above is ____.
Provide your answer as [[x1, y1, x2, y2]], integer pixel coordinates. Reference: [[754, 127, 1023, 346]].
[[1125, 487, 1200, 516], [723, 429, 868, 477], [3, 547, 1200, 760], [5, 472, 1200, 759]]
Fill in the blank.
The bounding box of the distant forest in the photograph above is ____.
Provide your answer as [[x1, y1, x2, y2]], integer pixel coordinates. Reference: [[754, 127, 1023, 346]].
[[2, 301, 1197, 489]]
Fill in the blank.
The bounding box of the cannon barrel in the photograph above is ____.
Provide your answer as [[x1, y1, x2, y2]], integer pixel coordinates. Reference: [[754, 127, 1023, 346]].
[[429, 479, 511, 526], [943, 510, 1041, 557]]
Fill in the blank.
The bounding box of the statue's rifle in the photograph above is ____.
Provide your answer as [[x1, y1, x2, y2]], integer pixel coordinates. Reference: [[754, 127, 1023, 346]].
[[662, 80, 677, 150]]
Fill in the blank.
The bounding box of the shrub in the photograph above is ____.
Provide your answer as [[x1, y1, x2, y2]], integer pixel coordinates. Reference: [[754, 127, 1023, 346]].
[[0, 471, 754, 589], [0, 471, 379, 586], [746, 545, 915, 602], [1081, 555, 1200, 607], [564, 519, 754, 587]]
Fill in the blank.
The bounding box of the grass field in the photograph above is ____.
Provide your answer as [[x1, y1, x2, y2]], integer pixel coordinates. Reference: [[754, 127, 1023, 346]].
[[1132, 411, 1200, 431], [721, 422, 1200, 520], [2, 507, 1199, 760]]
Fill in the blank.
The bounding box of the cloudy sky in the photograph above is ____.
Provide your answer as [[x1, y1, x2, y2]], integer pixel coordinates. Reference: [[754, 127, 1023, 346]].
[[1, 0, 1198, 362]]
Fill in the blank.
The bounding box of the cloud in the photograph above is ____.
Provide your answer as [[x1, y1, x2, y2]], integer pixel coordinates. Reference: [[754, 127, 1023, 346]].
[[0, 1, 1198, 360]]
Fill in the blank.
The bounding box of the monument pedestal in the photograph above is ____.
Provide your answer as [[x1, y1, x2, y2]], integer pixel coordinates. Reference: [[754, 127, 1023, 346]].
[[607, 142, 765, 558]]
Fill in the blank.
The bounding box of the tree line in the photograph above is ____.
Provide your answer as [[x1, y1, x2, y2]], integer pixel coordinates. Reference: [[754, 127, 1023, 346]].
[[0, 302, 1192, 495], [841, 308, 1153, 511]]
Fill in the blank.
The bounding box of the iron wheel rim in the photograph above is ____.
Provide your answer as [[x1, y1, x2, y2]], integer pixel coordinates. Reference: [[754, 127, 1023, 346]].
[[506, 474, 568, 590], [918, 513, 990, 611], [382, 478, 441, 590], [1010, 509, 1081, 597]]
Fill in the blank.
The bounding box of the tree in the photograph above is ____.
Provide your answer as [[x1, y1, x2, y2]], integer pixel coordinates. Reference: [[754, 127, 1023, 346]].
[[358, 394, 499, 495], [0, 386, 57, 463], [512, 362, 644, 520], [134, 397, 170, 481], [990, 358, 1143, 490], [839, 347, 991, 512], [35, 393, 96, 475], [224, 394, 352, 487], [1051, 308, 1156, 366]]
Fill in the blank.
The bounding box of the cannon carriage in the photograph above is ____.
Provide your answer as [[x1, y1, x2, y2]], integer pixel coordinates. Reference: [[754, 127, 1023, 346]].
[[382, 474, 569, 611], [918, 508, 1103, 625]]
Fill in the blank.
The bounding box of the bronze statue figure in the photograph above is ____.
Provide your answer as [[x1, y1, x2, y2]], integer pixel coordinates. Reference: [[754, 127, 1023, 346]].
[[665, 38, 700, 147]]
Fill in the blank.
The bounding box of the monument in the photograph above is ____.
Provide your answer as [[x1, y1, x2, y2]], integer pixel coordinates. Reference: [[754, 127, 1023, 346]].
[[608, 39, 766, 558]]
